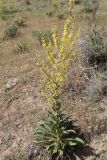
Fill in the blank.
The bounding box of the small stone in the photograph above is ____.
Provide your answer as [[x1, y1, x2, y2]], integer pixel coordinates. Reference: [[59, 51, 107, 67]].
[[27, 145, 43, 160], [85, 155, 96, 160], [5, 78, 18, 91]]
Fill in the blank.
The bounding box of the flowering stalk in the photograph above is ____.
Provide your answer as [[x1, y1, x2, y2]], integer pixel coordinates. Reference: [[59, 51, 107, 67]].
[[36, 15, 79, 111]]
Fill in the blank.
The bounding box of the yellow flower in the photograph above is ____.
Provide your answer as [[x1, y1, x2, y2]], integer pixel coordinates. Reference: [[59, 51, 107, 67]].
[[52, 25, 59, 48], [36, 12, 79, 106], [69, 0, 75, 5]]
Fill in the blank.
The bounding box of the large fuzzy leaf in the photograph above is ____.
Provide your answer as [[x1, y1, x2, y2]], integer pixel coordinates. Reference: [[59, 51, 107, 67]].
[[74, 137, 84, 144], [35, 109, 84, 158]]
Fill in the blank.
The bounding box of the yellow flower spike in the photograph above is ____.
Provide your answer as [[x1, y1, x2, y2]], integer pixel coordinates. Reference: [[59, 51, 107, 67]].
[[52, 25, 59, 48], [69, 0, 75, 6], [69, 30, 80, 52], [60, 17, 73, 56], [37, 12, 79, 106], [42, 38, 56, 66]]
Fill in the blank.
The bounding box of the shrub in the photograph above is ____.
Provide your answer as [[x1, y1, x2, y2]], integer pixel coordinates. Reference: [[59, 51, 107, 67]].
[[83, 0, 95, 13], [85, 69, 107, 102], [16, 42, 29, 54], [32, 30, 52, 44], [53, 3, 59, 11], [60, 1, 65, 6], [65, 10, 72, 16], [83, 0, 99, 13], [36, 110, 84, 159], [87, 28, 107, 68], [57, 14, 65, 20], [46, 9, 54, 17], [25, 0, 31, 5], [60, 0, 68, 6], [4, 23, 18, 38], [0, 6, 20, 20], [74, 0, 81, 5], [15, 17, 27, 28], [0, 7, 7, 20]]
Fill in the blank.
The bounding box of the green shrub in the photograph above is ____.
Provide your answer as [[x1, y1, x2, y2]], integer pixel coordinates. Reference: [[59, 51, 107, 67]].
[[83, 0, 99, 14], [4, 23, 18, 38], [46, 9, 54, 17], [16, 42, 29, 54], [0, 7, 12, 20], [15, 17, 27, 28], [86, 69, 106, 101], [60, 0, 67, 6], [0, 8, 7, 20], [74, 0, 81, 5], [57, 14, 65, 20], [35, 110, 84, 159], [0, 7, 20, 20], [83, 0, 95, 13], [53, 3, 59, 11], [87, 28, 107, 68], [32, 30, 52, 44], [25, 0, 31, 5]]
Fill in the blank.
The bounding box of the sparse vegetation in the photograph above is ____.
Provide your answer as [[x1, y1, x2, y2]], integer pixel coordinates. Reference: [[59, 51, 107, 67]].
[[74, 0, 81, 5], [16, 42, 29, 54], [15, 17, 27, 28], [4, 23, 18, 38], [87, 27, 107, 68], [0, 6, 20, 20], [57, 14, 65, 20], [46, 9, 54, 17], [33, 30, 52, 44], [83, 0, 99, 13]]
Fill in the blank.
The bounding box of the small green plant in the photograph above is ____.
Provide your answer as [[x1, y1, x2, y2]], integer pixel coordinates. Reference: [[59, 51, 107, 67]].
[[74, 0, 81, 5], [4, 23, 18, 38], [33, 30, 52, 44], [53, 3, 59, 11], [0, 6, 20, 20], [15, 17, 27, 28], [46, 9, 54, 17], [83, 0, 99, 13], [86, 69, 106, 101], [83, 0, 93, 13], [16, 42, 29, 54], [60, 0, 67, 6], [25, 0, 31, 5], [36, 110, 84, 159], [57, 14, 65, 20], [87, 27, 107, 68], [0, 7, 7, 20]]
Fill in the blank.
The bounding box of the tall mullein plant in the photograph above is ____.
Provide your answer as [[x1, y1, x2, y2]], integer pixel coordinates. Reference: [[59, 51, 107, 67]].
[[35, 5, 84, 159]]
